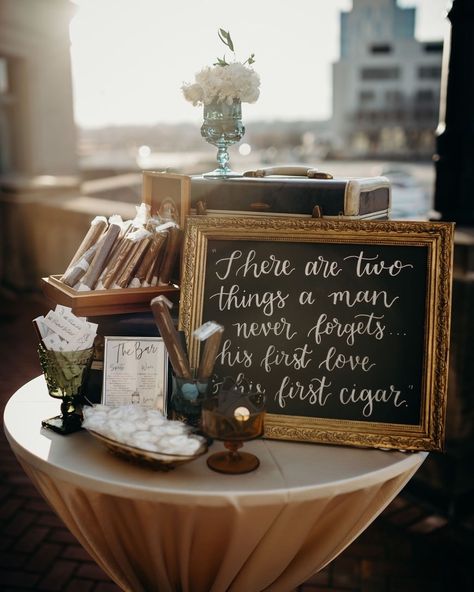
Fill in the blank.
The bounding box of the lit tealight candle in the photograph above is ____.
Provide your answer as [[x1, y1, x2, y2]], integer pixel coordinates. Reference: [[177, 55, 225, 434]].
[[234, 406, 250, 422]]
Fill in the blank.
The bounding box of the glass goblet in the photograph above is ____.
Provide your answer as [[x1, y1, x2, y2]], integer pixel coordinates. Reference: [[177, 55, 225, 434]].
[[38, 344, 94, 435]]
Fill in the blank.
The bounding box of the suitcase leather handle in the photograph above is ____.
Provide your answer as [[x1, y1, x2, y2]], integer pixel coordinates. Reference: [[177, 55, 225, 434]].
[[243, 165, 333, 179]]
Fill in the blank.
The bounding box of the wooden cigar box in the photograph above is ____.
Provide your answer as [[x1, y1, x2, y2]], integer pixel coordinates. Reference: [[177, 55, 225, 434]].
[[41, 172, 190, 317], [41, 275, 179, 317]]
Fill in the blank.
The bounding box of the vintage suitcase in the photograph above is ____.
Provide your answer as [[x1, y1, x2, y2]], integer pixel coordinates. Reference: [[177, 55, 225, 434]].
[[191, 166, 391, 220]]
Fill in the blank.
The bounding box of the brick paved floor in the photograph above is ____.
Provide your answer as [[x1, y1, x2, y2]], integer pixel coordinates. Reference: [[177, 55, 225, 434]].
[[1, 293, 473, 592]]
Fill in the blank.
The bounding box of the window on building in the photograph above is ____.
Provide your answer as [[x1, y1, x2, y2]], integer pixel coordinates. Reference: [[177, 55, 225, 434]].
[[423, 42, 443, 53], [361, 67, 400, 80], [418, 66, 441, 80], [414, 108, 437, 122], [370, 44, 392, 54], [394, 110, 405, 122], [416, 89, 435, 103], [359, 90, 375, 104], [0, 58, 9, 94], [385, 90, 403, 105]]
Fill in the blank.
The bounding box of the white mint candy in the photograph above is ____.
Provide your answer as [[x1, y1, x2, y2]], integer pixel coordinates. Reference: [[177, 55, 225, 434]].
[[83, 404, 205, 456]]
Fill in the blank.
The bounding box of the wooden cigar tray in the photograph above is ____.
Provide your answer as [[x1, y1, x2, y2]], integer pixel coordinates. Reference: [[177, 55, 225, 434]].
[[41, 275, 179, 317], [41, 172, 191, 317]]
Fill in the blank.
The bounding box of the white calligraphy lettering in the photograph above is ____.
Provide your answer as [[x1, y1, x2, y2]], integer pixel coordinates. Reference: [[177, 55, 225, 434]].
[[260, 343, 313, 373], [318, 346, 376, 372], [328, 289, 399, 308], [339, 384, 407, 417], [307, 313, 385, 346], [215, 249, 295, 280], [344, 251, 413, 277], [216, 339, 253, 368], [233, 318, 297, 340], [275, 375, 332, 408], [304, 256, 341, 277], [209, 285, 288, 317]]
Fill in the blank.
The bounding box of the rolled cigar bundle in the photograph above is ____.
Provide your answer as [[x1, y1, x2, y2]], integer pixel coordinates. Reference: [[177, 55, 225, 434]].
[[61, 240, 103, 287], [61, 216, 107, 280], [104, 232, 127, 268], [79, 223, 121, 290], [145, 255, 164, 287], [194, 321, 225, 381], [150, 296, 192, 379], [129, 230, 167, 288], [159, 226, 182, 285], [98, 236, 137, 290], [114, 230, 152, 288], [142, 222, 175, 287], [58, 204, 187, 292], [97, 218, 129, 275]]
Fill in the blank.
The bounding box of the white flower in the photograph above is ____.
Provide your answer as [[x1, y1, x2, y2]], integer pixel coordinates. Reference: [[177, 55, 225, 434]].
[[182, 83, 204, 106], [182, 62, 260, 106]]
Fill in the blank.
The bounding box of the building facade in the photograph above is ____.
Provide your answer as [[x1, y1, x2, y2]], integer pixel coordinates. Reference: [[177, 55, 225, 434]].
[[0, 0, 78, 180], [332, 0, 443, 157]]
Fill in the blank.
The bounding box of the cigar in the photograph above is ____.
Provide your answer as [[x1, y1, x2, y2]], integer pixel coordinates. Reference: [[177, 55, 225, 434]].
[[150, 296, 192, 379], [130, 230, 167, 287], [115, 235, 151, 288], [61, 240, 104, 287], [193, 321, 224, 381], [159, 226, 182, 285], [80, 223, 121, 289], [102, 233, 128, 271], [99, 237, 136, 290], [145, 231, 168, 286], [177, 330, 188, 358], [61, 216, 107, 279]]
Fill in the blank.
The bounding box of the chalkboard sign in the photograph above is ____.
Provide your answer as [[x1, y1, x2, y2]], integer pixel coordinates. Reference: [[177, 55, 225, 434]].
[[180, 216, 453, 451]]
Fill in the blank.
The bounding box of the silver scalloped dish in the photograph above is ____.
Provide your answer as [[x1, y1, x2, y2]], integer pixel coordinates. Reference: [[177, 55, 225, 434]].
[[87, 429, 208, 471]]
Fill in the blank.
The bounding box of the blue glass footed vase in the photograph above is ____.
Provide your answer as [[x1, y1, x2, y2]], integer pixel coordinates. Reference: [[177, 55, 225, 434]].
[[200, 98, 245, 177]]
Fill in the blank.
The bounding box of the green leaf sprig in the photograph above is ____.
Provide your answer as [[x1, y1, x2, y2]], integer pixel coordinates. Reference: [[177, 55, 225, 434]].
[[213, 29, 256, 67]]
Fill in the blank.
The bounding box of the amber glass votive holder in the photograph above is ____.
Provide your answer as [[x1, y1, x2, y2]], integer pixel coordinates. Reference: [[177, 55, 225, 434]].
[[38, 343, 94, 435], [201, 392, 266, 474]]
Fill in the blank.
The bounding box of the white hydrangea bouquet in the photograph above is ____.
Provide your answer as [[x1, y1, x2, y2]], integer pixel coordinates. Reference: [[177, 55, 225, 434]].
[[181, 29, 260, 106]]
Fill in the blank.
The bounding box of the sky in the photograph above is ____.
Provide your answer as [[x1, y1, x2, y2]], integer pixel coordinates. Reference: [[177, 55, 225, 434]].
[[69, 0, 451, 128]]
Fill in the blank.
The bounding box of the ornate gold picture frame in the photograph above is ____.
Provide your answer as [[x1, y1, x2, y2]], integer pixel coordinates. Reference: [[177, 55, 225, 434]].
[[179, 216, 453, 451]]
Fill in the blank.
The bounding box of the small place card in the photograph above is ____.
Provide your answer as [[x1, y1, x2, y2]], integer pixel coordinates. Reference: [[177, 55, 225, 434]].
[[33, 305, 97, 352]]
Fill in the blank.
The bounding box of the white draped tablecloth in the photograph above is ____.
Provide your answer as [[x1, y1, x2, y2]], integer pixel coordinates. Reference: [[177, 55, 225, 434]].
[[4, 376, 427, 592]]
